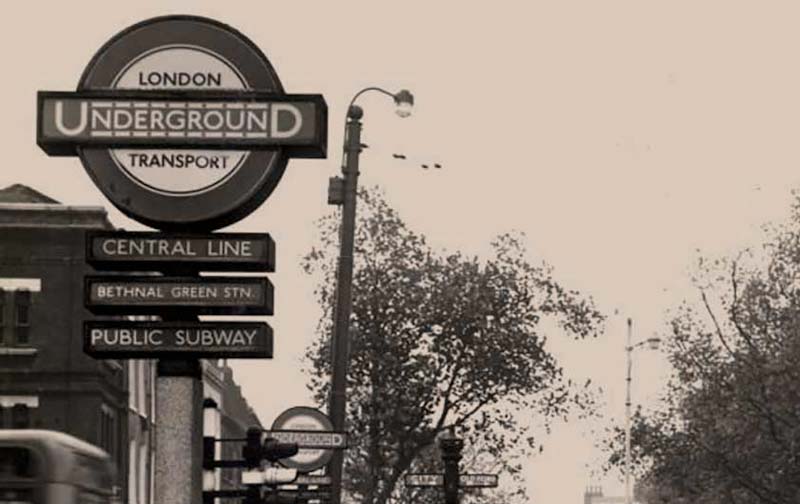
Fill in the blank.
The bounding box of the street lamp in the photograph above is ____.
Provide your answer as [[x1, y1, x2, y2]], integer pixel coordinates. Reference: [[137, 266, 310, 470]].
[[327, 86, 414, 504], [625, 318, 660, 504]]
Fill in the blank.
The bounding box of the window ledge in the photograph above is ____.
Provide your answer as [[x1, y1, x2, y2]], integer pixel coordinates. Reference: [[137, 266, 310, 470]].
[[0, 347, 37, 356], [103, 360, 123, 372]]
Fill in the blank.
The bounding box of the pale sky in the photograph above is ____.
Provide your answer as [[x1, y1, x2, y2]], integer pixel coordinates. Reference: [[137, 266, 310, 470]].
[[4, 2, 800, 503]]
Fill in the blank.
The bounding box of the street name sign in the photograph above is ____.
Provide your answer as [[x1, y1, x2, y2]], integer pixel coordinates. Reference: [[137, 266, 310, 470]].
[[271, 407, 339, 472], [458, 474, 498, 488], [292, 475, 332, 486], [85, 276, 273, 315], [405, 474, 443, 487], [241, 468, 298, 485], [294, 490, 331, 502], [267, 430, 348, 449], [86, 231, 275, 271], [36, 15, 328, 231], [404, 473, 499, 488], [84, 320, 273, 358]]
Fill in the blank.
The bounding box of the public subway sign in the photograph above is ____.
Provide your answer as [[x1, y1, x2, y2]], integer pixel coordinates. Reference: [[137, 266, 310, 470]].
[[84, 276, 273, 315], [35, 16, 328, 231], [84, 320, 273, 358], [86, 231, 275, 271]]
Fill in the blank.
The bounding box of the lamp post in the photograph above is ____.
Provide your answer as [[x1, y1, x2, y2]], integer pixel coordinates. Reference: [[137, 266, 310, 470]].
[[439, 428, 464, 504], [624, 318, 661, 504], [327, 87, 414, 504]]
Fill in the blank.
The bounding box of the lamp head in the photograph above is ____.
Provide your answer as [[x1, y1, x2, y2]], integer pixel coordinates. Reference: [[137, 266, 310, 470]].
[[646, 337, 662, 350], [393, 89, 414, 118]]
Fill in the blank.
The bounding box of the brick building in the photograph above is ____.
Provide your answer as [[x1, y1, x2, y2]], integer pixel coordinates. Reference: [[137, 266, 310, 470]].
[[0, 184, 264, 503], [0, 184, 129, 495], [220, 364, 262, 493]]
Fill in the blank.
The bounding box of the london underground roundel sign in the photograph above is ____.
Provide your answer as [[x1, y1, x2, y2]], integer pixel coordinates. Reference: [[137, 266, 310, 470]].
[[36, 16, 327, 230], [271, 406, 338, 472]]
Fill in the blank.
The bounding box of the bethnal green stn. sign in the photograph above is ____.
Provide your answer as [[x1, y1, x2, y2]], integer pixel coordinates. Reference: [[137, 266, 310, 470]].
[[36, 16, 327, 230]]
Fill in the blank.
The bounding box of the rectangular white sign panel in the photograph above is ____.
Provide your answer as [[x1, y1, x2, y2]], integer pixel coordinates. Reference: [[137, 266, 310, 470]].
[[267, 430, 347, 449]]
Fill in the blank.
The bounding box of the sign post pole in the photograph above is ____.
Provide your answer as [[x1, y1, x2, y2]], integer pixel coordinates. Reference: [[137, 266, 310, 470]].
[[405, 434, 497, 503], [440, 430, 464, 504], [155, 358, 204, 504]]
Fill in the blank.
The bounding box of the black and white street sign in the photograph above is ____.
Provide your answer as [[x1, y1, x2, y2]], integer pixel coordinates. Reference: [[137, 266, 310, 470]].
[[271, 407, 342, 473], [86, 231, 275, 271], [292, 475, 332, 487], [84, 321, 273, 358], [37, 15, 327, 230], [458, 474, 499, 488], [85, 276, 273, 315], [268, 430, 347, 449], [405, 474, 443, 487], [241, 468, 298, 486], [405, 473, 499, 489]]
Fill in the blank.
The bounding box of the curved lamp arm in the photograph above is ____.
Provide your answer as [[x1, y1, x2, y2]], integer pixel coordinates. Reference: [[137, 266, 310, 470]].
[[346, 86, 414, 119]]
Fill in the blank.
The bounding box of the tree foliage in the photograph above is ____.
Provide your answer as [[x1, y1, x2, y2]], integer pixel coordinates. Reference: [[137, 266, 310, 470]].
[[303, 188, 603, 504], [606, 197, 800, 504]]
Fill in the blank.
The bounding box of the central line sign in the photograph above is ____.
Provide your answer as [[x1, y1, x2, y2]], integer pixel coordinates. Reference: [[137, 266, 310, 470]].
[[85, 276, 273, 315], [84, 321, 273, 358], [86, 231, 275, 271]]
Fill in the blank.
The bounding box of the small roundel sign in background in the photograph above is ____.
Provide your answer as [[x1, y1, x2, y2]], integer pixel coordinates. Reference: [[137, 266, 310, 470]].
[[37, 15, 327, 231], [271, 406, 338, 473]]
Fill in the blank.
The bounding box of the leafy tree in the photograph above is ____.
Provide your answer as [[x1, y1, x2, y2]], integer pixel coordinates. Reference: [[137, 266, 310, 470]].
[[303, 188, 603, 504], [606, 197, 800, 504]]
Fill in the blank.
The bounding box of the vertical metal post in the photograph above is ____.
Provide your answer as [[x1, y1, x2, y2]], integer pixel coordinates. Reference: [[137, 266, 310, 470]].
[[328, 105, 364, 504], [202, 398, 220, 497], [440, 431, 463, 504], [155, 358, 204, 504], [625, 318, 633, 504]]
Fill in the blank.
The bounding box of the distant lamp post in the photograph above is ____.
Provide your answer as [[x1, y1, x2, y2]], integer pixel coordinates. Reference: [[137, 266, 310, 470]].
[[625, 318, 661, 504], [327, 86, 414, 504]]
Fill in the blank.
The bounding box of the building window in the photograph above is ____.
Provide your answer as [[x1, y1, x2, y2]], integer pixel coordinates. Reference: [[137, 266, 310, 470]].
[[13, 290, 30, 345], [129, 439, 138, 504], [128, 361, 137, 410], [99, 405, 116, 459], [137, 361, 146, 413], [138, 440, 147, 504], [11, 405, 29, 429], [0, 288, 5, 345]]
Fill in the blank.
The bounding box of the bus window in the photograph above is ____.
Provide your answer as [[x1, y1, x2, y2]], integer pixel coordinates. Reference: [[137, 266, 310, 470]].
[[0, 488, 34, 503], [0, 447, 36, 478], [0, 447, 36, 504]]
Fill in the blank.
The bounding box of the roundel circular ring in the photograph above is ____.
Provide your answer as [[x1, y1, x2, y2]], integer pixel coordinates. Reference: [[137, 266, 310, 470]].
[[271, 406, 336, 472], [38, 15, 328, 230]]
